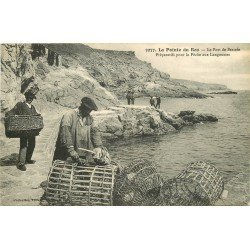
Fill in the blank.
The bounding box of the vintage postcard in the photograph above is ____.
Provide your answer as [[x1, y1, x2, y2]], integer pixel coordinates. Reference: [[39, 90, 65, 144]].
[[0, 43, 249, 206]]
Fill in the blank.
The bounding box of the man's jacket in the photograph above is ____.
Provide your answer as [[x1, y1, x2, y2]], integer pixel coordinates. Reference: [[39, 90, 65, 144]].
[[53, 109, 102, 161], [12, 101, 38, 115]]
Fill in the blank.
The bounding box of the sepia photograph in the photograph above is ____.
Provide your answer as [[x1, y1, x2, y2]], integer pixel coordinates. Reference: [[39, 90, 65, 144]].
[[1, 43, 249, 206], [1, 1, 250, 249]]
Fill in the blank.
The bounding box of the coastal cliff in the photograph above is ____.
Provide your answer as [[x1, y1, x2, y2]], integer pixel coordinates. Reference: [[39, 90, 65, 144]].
[[0, 44, 119, 113], [43, 44, 207, 99], [172, 78, 229, 92], [1, 45, 34, 112], [1, 43, 227, 114]]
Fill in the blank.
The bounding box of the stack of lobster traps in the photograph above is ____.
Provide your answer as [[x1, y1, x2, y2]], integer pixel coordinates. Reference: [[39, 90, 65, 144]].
[[42, 159, 224, 206]]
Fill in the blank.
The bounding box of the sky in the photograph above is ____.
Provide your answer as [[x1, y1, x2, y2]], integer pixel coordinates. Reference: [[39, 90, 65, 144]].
[[88, 43, 250, 90]]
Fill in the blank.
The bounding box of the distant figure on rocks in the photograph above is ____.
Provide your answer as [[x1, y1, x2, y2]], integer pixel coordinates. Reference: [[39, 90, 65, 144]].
[[155, 96, 161, 109], [150, 96, 156, 107], [53, 97, 109, 164], [12, 91, 39, 171], [126, 90, 135, 105], [149, 96, 157, 108], [55, 53, 59, 66], [131, 90, 135, 105], [126, 90, 131, 105]]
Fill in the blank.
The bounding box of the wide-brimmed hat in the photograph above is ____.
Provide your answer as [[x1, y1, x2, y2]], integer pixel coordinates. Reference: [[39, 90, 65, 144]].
[[81, 97, 98, 111]]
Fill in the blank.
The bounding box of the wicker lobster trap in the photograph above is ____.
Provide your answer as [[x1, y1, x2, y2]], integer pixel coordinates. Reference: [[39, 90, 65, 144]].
[[114, 159, 163, 206], [44, 160, 118, 206], [159, 161, 224, 206], [4, 115, 44, 138]]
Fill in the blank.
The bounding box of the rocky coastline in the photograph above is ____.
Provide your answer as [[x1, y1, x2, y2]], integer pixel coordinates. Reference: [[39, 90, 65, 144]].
[[92, 105, 218, 141], [1, 43, 230, 114], [0, 104, 218, 162], [208, 90, 237, 94]]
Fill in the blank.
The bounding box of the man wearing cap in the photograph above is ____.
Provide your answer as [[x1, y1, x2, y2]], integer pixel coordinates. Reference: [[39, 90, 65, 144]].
[[53, 97, 103, 163], [13, 91, 39, 171]]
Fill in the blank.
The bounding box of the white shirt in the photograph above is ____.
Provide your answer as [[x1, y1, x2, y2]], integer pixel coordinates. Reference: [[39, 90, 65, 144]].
[[25, 101, 32, 108]]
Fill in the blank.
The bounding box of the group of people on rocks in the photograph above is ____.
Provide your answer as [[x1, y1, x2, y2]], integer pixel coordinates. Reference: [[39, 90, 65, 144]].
[[150, 95, 161, 109], [126, 90, 135, 105], [31, 44, 60, 66], [126, 90, 161, 109]]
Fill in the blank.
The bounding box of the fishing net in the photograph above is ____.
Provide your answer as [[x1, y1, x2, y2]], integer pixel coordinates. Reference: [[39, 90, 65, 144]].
[[113, 159, 163, 206], [158, 161, 224, 205], [44, 160, 118, 206]]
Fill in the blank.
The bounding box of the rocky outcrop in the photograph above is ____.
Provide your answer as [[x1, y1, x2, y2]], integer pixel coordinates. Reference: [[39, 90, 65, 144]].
[[172, 78, 229, 92], [43, 44, 207, 99], [1, 44, 35, 112], [208, 91, 237, 94], [178, 110, 218, 123], [1, 44, 120, 113], [1, 43, 209, 114], [34, 62, 119, 109], [92, 106, 218, 140]]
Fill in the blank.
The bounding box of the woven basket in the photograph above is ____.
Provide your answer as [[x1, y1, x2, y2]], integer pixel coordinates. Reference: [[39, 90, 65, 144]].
[[45, 160, 118, 206], [4, 115, 44, 138], [114, 159, 163, 206], [159, 161, 224, 206]]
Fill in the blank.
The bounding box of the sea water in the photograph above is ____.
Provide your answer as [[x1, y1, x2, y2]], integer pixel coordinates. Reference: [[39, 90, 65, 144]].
[[107, 91, 250, 204]]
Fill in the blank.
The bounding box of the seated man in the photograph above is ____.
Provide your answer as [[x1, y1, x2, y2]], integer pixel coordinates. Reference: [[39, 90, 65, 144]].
[[53, 97, 107, 164]]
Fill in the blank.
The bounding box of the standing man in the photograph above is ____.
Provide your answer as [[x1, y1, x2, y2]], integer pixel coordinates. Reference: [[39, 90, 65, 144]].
[[53, 97, 105, 163], [155, 95, 161, 109], [150, 96, 155, 107], [13, 91, 39, 171], [130, 90, 135, 105], [126, 90, 131, 105]]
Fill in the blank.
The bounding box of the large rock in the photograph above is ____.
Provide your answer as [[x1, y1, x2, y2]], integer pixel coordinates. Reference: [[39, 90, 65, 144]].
[[160, 111, 186, 129], [92, 110, 123, 139], [195, 114, 218, 122], [92, 106, 218, 140], [36, 65, 119, 109], [179, 110, 195, 117], [1, 44, 34, 112], [178, 111, 218, 124]]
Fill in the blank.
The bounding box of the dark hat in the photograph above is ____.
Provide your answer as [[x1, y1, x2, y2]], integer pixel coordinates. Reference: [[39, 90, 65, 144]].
[[81, 97, 98, 111], [24, 91, 36, 99]]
